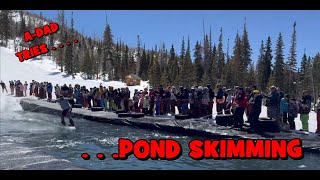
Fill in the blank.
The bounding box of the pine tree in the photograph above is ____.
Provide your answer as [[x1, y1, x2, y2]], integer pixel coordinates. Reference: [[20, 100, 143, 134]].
[[150, 54, 161, 87], [231, 32, 242, 86], [194, 41, 203, 85], [267, 72, 275, 89], [178, 37, 185, 85], [203, 35, 210, 71], [147, 50, 154, 81], [300, 51, 308, 87], [102, 21, 114, 80], [261, 36, 273, 91], [159, 42, 167, 73], [129, 53, 136, 75], [160, 64, 170, 87], [312, 54, 320, 99], [299, 52, 312, 94], [273, 33, 285, 89], [247, 63, 256, 86], [37, 11, 45, 45], [70, 12, 75, 78], [56, 10, 65, 72], [19, 11, 27, 37], [168, 44, 175, 84], [224, 39, 233, 88], [113, 42, 121, 81], [286, 21, 297, 96], [180, 36, 193, 86], [216, 28, 225, 81], [0, 10, 12, 46], [139, 48, 148, 79], [256, 41, 265, 90], [82, 48, 92, 79], [241, 18, 252, 74], [188, 41, 194, 86], [120, 45, 129, 80], [210, 45, 217, 86], [180, 37, 185, 68], [63, 12, 75, 77], [64, 30, 73, 75], [136, 35, 141, 74]]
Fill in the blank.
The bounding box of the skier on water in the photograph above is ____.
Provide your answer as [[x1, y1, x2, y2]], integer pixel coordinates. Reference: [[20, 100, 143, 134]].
[[56, 95, 75, 126]]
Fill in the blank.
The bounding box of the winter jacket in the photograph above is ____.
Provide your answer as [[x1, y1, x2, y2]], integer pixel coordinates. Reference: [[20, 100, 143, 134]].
[[95, 90, 102, 100], [235, 92, 247, 109], [47, 84, 53, 93], [279, 91, 284, 104], [133, 93, 140, 103], [302, 95, 312, 109], [280, 98, 289, 113], [74, 88, 81, 98], [288, 101, 298, 117], [164, 91, 171, 99], [216, 89, 224, 99], [19, 84, 24, 92], [208, 88, 215, 99], [181, 91, 189, 103], [201, 88, 209, 105], [299, 102, 311, 114], [266, 91, 280, 107], [226, 95, 233, 105], [57, 98, 71, 110], [149, 91, 155, 103], [251, 95, 263, 112], [143, 96, 150, 109], [170, 92, 177, 101], [55, 86, 60, 94]]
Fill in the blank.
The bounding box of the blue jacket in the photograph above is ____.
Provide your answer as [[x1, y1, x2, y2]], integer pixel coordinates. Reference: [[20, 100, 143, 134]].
[[47, 84, 53, 93], [74, 88, 81, 98], [280, 98, 288, 113], [216, 89, 224, 99]]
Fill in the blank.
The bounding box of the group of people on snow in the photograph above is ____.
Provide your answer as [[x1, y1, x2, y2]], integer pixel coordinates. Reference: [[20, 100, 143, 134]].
[[1, 79, 320, 133]]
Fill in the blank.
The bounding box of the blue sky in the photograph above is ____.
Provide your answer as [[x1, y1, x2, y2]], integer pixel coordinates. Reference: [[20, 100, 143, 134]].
[[31, 10, 320, 66]]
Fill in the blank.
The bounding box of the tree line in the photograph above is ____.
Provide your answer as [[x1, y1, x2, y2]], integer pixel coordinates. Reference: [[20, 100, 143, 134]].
[[1, 10, 319, 101]]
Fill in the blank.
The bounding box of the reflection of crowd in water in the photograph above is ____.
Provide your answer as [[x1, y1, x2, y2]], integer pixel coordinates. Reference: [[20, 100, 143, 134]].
[[1, 80, 319, 133]]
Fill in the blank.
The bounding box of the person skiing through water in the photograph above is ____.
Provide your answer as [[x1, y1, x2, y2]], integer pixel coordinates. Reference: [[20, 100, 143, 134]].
[[56, 95, 75, 126]]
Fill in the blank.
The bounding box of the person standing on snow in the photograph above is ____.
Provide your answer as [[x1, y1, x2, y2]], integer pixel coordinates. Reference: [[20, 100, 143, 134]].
[[233, 87, 247, 129], [288, 97, 298, 130], [265, 86, 280, 120], [23, 81, 28, 96], [280, 94, 289, 124], [47, 83, 53, 102], [248, 90, 263, 130], [299, 99, 311, 132], [0, 81, 8, 93], [216, 84, 225, 115]]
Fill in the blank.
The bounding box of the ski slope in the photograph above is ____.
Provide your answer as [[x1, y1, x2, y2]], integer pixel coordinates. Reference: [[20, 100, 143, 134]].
[[0, 43, 149, 99], [0, 43, 318, 132]]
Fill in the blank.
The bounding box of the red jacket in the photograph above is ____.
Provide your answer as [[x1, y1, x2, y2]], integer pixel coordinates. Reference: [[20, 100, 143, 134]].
[[235, 92, 247, 109]]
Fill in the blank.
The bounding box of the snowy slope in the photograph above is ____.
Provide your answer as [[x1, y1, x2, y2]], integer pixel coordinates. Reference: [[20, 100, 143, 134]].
[[0, 45, 149, 99]]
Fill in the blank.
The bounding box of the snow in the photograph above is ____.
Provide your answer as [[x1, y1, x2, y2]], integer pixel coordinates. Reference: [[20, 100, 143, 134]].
[[0, 43, 318, 132], [0, 45, 148, 100]]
